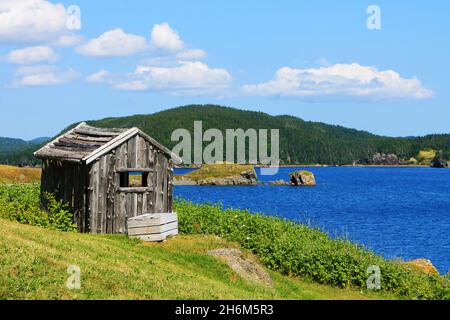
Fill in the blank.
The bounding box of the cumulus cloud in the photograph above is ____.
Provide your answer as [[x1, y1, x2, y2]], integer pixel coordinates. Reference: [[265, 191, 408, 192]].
[[6, 46, 58, 65], [76, 29, 147, 57], [13, 65, 79, 87], [0, 0, 79, 45], [242, 63, 434, 100], [90, 61, 231, 95], [150, 22, 184, 52], [176, 49, 207, 60]]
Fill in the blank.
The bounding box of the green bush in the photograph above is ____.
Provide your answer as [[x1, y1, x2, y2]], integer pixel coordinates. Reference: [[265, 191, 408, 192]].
[[0, 183, 77, 232], [175, 199, 449, 300]]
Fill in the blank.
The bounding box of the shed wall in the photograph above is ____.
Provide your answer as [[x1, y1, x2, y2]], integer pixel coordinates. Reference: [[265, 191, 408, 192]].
[[87, 134, 173, 234]]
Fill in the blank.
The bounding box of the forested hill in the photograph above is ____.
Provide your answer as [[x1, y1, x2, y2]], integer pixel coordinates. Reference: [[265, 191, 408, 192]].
[[85, 105, 450, 165], [1, 104, 450, 165]]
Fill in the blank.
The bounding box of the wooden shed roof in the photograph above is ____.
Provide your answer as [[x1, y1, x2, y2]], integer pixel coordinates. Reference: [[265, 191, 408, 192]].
[[34, 122, 181, 164]]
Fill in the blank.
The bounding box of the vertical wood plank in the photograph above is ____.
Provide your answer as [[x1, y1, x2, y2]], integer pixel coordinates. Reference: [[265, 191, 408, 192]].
[[167, 161, 173, 213], [127, 135, 137, 168], [162, 158, 168, 212], [89, 161, 99, 233]]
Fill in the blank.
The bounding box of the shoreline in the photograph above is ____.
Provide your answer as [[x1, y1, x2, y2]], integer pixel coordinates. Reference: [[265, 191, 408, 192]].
[[176, 164, 434, 169]]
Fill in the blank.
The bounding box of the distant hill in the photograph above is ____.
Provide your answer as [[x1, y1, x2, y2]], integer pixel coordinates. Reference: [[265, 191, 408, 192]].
[[1, 104, 450, 165], [0, 137, 50, 166]]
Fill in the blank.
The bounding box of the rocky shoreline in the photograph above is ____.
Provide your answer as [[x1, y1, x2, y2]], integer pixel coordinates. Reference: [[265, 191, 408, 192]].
[[174, 164, 317, 187]]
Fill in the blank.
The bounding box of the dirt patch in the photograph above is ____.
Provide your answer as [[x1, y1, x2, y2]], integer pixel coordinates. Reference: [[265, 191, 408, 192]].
[[208, 248, 272, 287]]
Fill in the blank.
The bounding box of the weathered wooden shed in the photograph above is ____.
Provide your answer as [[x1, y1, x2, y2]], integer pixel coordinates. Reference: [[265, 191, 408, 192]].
[[34, 122, 180, 234]]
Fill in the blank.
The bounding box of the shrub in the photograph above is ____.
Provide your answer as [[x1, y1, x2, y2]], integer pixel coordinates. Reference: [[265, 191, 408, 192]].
[[0, 183, 77, 232], [174, 199, 449, 300]]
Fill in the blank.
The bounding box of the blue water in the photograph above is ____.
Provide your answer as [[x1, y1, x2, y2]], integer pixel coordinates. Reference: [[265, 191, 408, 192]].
[[173, 167, 450, 274]]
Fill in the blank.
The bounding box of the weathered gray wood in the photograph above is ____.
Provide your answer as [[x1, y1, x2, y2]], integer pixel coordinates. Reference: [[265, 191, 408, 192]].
[[74, 128, 123, 137], [117, 187, 151, 193], [90, 161, 99, 233], [162, 156, 168, 212], [127, 221, 178, 236], [66, 133, 112, 143], [137, 193, 143, 215], [127, 213, 178, 241], [133, 193, 138, 217], [106, 152, 116, 234], [127, 213, 178, 228], [167, 164, 173, 213], [155, 152, 166, 213], [38, 123, 175, 236], [35, 147, 85, 161], [118, 192, 126, 233], [129, 229, 178, 242], [116, 168, 153, 172], [128, 135, 137, 168]]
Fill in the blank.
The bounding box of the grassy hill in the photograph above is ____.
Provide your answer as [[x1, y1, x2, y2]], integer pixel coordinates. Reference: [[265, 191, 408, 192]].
[[2, 104, 450, 165], [0, 218, 392, 300], [1, 181, 448, 300]]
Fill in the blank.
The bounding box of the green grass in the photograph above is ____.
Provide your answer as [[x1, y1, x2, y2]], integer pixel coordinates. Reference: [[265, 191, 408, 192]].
[[0, 219, 399, 300], [0, 182, 448, 300], [175, 163, 255, 181], [175, 200, 450, 300]]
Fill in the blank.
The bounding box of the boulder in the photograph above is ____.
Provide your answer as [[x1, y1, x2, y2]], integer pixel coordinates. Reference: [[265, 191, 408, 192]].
[[403, 259, 439, 276], [289, 170, 316, 186], [208, 248, 272, 286]]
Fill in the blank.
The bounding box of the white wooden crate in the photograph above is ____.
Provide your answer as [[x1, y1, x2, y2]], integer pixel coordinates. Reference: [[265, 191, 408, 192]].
[[127, 213, 178, 242]]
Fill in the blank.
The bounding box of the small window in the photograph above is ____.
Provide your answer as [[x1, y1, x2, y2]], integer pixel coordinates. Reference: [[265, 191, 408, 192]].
[[119, 172, 149, 188]]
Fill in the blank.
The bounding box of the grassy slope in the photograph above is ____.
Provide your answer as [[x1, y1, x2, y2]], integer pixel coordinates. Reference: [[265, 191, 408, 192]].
[[0, 219, 394, 300], [0, 165, 41, 184]]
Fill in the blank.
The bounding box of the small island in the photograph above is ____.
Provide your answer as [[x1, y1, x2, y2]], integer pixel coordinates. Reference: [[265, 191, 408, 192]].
[[174, 163, 258, 185]]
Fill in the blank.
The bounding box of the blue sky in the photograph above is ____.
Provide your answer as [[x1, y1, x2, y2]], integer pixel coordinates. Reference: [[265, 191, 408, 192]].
[[0, 0, 449, 139]]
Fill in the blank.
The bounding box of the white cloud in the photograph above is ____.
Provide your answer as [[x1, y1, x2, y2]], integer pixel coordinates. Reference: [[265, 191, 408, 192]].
[[76, 29, 148, 57], [6, 46, 58, 65], [13, 65, 79, 87], [176, 49, 207, 60], [0, 0, 77, 44], [91, 61, 231, 95], [242, 63, 434, 100], [150, 23, 184, 52], [86, 70, 112, 83]]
